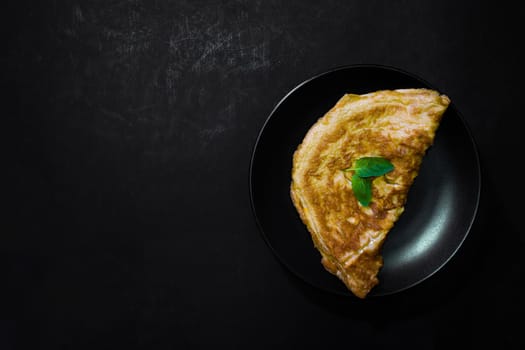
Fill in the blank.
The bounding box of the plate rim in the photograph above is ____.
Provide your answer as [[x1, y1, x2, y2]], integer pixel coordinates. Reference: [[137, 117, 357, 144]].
[[249, 63, 482, 297]]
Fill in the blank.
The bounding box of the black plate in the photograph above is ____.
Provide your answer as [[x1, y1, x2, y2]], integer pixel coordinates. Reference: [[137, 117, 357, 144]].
[[249, 64, 481, 297]]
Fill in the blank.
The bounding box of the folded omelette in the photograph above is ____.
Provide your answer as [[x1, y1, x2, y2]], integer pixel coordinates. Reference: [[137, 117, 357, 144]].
[[290, 89, 450, 298]]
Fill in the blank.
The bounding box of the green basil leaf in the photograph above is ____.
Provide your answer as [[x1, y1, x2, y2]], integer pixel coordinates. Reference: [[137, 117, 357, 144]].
[[351, 174, 372, 206], [354, 157, 394, 177]]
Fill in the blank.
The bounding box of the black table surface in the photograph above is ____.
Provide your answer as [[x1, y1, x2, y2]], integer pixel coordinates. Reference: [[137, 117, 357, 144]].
[[4, 1, 524, 348]]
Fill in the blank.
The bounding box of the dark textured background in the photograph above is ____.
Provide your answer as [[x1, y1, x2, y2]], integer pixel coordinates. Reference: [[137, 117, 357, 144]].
[[3, 1, 524, 348]]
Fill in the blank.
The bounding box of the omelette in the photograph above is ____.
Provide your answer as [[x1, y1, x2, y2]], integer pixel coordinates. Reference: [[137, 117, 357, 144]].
[[290, 89, 450, 298]]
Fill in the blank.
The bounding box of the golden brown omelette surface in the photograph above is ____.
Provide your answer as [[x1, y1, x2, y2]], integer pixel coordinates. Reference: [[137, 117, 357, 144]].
[[290, 89, 450, 298]]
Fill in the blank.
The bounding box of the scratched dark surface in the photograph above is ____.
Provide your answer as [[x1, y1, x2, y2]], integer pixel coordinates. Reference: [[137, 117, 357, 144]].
[[3, 1, 524, 349]]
